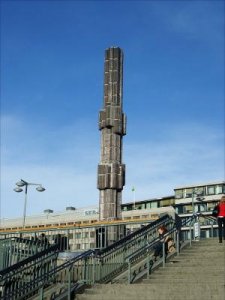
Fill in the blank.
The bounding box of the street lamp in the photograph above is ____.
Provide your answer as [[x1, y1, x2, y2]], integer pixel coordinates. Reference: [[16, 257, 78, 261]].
[[191, 189, 205, 240], [14, 179, 45, 228], [191, 188, 204, 214], [44, 209, 53, 219]]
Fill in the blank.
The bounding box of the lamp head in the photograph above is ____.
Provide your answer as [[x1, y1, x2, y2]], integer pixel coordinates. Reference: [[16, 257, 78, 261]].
[[36, 186, 45, 192], [16, 180, 26, 187], [14, 187, 23, 193]]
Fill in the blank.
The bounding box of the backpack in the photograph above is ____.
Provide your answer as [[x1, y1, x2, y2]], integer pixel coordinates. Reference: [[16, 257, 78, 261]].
[[212, 204, 219, 217], [166, 237, 176, 253]]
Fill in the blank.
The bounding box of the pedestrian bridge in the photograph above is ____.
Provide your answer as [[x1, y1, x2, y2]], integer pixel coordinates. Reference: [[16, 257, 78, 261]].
[[0, 213, 219, 300]]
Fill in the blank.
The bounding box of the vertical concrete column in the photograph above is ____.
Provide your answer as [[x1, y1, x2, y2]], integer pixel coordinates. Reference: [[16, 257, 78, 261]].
[[97, 47, 126, 221]]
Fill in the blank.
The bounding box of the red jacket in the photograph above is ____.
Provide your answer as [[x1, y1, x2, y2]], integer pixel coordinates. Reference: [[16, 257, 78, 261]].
[[218, 203, 225, 217]]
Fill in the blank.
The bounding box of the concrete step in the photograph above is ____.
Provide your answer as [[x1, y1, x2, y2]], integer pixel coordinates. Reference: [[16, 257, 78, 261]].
[[153, 269, 225, 275], [75, 238, 225, 300], [144, 278, 225, 284], [76, 285, 225, 300], [175, 251, 223, 255], [76, 296, 223, 300], [159, 261, 224, 267], [166, 260, 223, 265], [77, 283, 222, 293]]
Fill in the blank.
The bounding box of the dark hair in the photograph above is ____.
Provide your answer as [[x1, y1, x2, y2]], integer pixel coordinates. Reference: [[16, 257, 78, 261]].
[[158, 225, 168, 234]]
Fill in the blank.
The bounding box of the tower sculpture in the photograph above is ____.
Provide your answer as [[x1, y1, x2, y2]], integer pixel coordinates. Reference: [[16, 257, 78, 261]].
[[97, 47, 126, 221]]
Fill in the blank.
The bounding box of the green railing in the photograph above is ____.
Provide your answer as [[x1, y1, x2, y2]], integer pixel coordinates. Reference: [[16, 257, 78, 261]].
[[90, 214, 175, 283], [0, 214, 174, 299], [1, 213, 207, 299], [0, 237, 49, 271], [0, 244, 59, 300], [19, 214, 175, 299]]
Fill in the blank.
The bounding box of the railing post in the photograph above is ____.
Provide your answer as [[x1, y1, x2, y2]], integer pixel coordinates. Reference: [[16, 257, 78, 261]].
[[146, 254, 150, 279], [162, 242, 166, 268], [189, 225, 192, 246], [211, 223, 214, 238], [82, 258, 87, 282], [92, 255, 96, 284], [67, 266, 71, 300], [39, 283, 44, 300], [67, 229, 70, 251], [127, 261, 131, 284], [146, 253, 153, 279], [176, 231, 180, 256]]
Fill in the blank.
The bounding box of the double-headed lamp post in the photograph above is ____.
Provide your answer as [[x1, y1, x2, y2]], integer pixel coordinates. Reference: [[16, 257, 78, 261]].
[[14, 179, 45, 228], [191, 188, 204, 214], [191, 188, 205, 240]]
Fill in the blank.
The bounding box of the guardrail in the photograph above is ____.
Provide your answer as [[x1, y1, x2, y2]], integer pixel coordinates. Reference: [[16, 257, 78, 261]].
[[0, 244, 59, 300], [0, 214, 174, 299], [0, 237, 49, 271], [0, 213, 215, 299]]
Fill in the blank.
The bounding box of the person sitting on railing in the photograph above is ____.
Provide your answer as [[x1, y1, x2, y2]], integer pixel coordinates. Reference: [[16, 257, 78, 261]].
[[213, 196, 225, 243], [152, 225, 175, 261], [39, 233, 50, 248]]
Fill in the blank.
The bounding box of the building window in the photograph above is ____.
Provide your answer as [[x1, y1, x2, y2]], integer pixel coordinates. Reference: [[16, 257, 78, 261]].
[[175, 190, 183, 199], [146, 202, 151, 209], [176, 206, 186, 214], [75, 233, 81, 239], [217, 185, 224, 194], [208, 202, 217, 211], [196, 187, 204, 196], [207, 186, 215, 195], [185, 205, 193, 213], [150, 202, 158, 208], [90, 231, 95, 238], [185, 188, 192, 198], [83, 232, 89, 238]]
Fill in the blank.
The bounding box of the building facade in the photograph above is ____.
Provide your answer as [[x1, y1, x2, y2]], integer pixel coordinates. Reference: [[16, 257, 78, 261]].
[[1, 181, 224, 250]]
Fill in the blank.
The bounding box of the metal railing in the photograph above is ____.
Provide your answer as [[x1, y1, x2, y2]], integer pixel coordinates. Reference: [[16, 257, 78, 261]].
[[0, 237, 49, 271], [0, 213, 216, 300], [123, 213, 199, 284], [0, 214, 174, 299], [0, 244, 58, 300]]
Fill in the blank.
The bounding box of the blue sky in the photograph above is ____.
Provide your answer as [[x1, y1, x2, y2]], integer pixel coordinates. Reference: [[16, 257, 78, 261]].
[[1, 0, 224, 219]]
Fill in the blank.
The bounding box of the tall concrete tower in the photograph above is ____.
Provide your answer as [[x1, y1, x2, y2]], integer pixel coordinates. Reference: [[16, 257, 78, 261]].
[[97, 47, 126, 221]]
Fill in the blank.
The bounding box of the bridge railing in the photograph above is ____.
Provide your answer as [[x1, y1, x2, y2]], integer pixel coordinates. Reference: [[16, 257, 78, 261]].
[[90, 214, 175, 283], [0, 213, 204, 299], [0, 244, 58, 300], [19, 214, 176, 299], [0, 237, 49, 271]]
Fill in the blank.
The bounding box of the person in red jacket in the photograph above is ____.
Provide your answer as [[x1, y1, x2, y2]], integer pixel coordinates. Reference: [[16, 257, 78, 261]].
[[216, 196, 225, 243]]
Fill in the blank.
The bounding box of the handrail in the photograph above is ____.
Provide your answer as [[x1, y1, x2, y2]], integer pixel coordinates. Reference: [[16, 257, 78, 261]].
[[0, 214, 176, 300], [0, 244, 59, 300], [126, 214, 196, 265], [197, 213, 217, 223], [0, 244, 58, 276], [0, 237, 50, 271], [98, 214, 172, 256], [126, 227, 174, 263]]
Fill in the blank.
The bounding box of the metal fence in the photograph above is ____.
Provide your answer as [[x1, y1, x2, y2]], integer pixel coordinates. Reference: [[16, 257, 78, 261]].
[[0, 213, 219, 300], [0, 237, 49, 271]]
